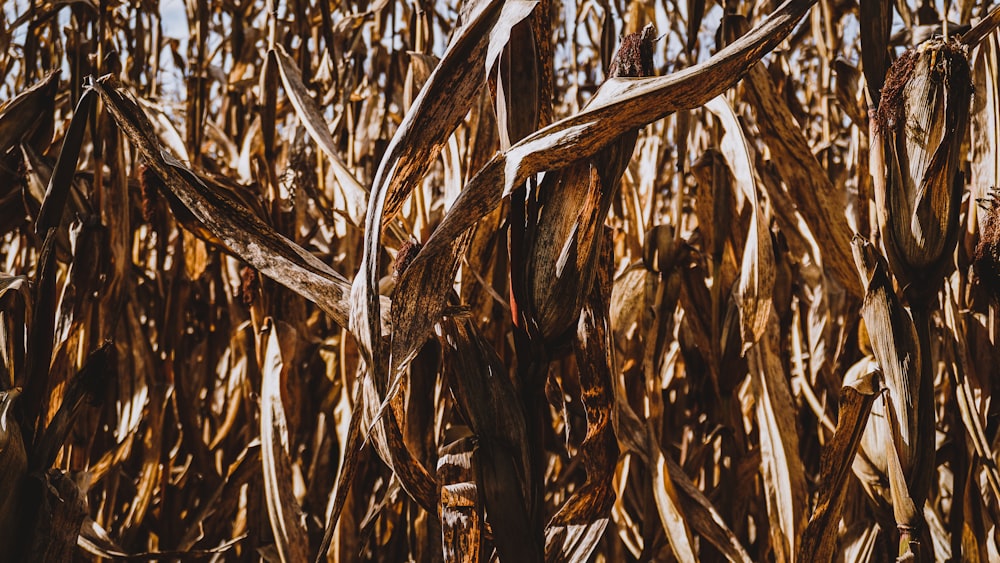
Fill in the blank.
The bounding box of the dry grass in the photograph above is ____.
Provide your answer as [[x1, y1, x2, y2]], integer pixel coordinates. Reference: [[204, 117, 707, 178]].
[[1, 0, 1000, 561]]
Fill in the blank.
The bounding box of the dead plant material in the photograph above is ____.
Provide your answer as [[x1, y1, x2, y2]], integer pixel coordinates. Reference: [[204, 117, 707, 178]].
[[872, 39, 972, 298], [2, 1, 1000, 561]]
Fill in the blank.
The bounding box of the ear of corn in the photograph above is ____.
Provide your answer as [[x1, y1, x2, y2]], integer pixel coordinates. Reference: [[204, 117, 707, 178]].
[[872, 40, 972, 298], [516, 25, 653, 343]]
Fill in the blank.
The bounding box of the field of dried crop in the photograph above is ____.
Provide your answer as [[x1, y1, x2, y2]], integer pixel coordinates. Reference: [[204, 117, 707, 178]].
[[2, 0, 1000, 561]]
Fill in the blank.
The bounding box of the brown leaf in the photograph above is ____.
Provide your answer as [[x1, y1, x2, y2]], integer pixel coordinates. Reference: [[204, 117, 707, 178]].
[[92, 76, 355, 329], [351, 0, 514, 389], [31, 342, 114, 471], [747, 309, 808, 562], [652, 447, 698, 561], [798, 363, 882, 562], [438, 313, 536, 561], [260, 320, 310, 563], [705, 95, 775, 354], [666, 457, 753, 563], [738, 45, 860, 297], [395, 0, 819, 381], [271, 45, 367, 227], [0, 71, 59, 155], [19, 229, 58, 446], [487, 1, 540, 149], [544, 248, 619, 563], [859, 0, 892, 106], [34, 88, 96, 235]]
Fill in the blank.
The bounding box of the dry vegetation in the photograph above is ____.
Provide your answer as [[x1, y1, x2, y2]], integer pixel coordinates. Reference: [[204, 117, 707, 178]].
[[3, 0, 1000, 561]]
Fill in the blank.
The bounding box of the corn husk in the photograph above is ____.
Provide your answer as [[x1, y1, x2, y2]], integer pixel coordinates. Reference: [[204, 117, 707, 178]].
[[871, 39, 972, 296], [852, 236, 933, 559], [516, 25, 655, 342]]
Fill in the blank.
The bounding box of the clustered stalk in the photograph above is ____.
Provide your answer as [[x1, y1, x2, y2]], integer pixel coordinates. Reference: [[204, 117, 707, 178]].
[[868, 38, 972, 560]]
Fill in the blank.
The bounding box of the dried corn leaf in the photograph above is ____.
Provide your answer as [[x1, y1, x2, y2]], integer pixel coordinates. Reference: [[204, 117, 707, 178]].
[[859, 0, 892, 105], [395, 0, 817, 374], [260, 320, 310, 563], [747, 309, 808, 563], [80, 517, 247, 560], [356, 366, 438, 510], [959, 6, 1000, 49], [341, 2, 541, 543], [31, 342, 113, 471], [487, 2, 540, 149], [739, 58, 860, 297], [270, 45, 367, 226], [798, 362, 882, 562], [608, 268, 650, 459], [438, 313, 535, 561], [652, 447, 697, 561], [0, 71, 58, 154], [352, 0, 519, 384], [92, 76, 355, 329], [179, 442, 261, 551], [20, 229, 58, 444], [0, 275, 28, 302], [705, 95, 774, 353], [665, 457, 753, 563], [544, 254, 618, 563], [833, 60, 867, 128], [960, 463, 991, 563], [686, 0, 705, 53], [122, 379, 166, 536], [35, 88, 95, 235], [314, 376, 367, 562], [943, 288, 1000, 503]]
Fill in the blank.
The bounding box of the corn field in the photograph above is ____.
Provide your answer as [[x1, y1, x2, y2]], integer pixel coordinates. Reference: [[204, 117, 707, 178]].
[[3, 0, 1000, 560]]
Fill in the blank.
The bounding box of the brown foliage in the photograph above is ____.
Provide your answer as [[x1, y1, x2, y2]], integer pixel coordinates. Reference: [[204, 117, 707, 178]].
[[1, 0, 1000, 561]]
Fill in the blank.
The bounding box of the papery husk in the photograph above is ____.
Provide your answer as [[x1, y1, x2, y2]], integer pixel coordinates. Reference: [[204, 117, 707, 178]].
[[849, 357, 891, 508], [517, 25, 655, 342], [852, 239, 923, 479], [871, 39, 972, 297], [852, 238, 935, 561]]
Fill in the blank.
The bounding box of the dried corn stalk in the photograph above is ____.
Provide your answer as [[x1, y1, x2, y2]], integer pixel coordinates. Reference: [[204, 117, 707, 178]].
[[866, 38, 974, 559]]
